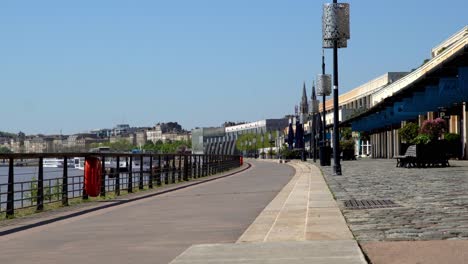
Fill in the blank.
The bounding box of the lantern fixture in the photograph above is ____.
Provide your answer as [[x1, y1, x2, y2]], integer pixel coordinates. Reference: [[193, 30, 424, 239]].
[[317, 74, 332, 96]]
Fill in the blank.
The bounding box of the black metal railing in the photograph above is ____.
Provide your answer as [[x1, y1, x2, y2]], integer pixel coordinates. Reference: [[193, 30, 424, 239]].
[[0, 153, 241, 218]]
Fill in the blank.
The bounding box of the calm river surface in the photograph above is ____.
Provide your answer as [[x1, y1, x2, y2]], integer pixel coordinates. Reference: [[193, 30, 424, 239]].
[[0, 166, 84, 185]]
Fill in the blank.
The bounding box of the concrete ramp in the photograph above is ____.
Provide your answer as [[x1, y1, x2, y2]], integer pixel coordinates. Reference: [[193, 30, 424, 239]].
[[170, 241, 365, 264]]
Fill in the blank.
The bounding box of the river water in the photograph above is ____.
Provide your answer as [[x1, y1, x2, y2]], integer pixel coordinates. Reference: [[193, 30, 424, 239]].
[[0, 166, 84, 185], [0, 165, 172, 212], [0, 166, 86, 212]]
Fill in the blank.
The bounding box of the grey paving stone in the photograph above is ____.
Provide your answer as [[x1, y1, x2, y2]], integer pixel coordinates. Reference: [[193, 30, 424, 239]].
[[317, 159, 468, 242]]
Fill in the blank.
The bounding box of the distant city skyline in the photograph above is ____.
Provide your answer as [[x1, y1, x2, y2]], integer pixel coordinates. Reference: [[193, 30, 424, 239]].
[[1, 0, 467, 135]]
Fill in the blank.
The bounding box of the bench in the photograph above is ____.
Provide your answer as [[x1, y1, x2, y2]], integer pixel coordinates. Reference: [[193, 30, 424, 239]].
[[394, 145, 416, 168], [395, 144, 450, 168]]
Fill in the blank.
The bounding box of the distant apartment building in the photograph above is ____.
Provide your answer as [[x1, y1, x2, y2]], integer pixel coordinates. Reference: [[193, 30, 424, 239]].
[[135, 130, 148, 147], [146, 129, 161, 143], [0, 137, 10, 149], [66, 133, 104, 152], [146, 123, 189, 144], [1, 121, 191, 153], [90, 128, 112, 138], [110, 133, 136, 145], [9, 138, 23, 153], [51, 136, 67, 152], [113, 124, 131, 136]]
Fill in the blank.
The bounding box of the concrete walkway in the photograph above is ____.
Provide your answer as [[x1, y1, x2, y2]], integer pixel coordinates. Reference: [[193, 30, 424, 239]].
[[0, 161, 294, 264], [170, 161, 367, 264]]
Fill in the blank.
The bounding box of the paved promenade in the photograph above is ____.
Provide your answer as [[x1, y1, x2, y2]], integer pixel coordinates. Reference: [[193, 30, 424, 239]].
[[170, 161, 367, 264], [320, 158, 468, 264], [0, 161, 294, 264], [0, 159, 368, 264]]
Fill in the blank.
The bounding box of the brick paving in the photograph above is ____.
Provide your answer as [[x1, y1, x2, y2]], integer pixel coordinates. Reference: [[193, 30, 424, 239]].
[[319, 159, 468, 242]]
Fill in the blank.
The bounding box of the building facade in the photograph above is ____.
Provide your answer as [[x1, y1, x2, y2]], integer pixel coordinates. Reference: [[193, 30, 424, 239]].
[[318, 26, 468, 159], [192, 118, 289, 155]]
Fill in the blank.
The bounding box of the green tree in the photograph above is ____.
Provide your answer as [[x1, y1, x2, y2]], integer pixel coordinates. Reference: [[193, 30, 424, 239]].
[[142, 141, 155, 151], [0, 146, 12, 153], [340, 127, 352, 140], [399, 123, 419, 143]]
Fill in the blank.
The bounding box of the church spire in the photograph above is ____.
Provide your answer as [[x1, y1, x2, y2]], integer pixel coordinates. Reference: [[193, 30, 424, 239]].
[[301, 82, 308, 115], [312, 80, 317, 101]]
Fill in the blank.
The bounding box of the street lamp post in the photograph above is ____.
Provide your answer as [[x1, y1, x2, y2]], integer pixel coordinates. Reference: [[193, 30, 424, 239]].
[[253, 137, 257, 159], [322, 50, 327, 146], [261, 133, 265, 159], [322, 1, 350, 175], [240, 141, 244, 157], [311, 82, 319, 162], [317, 72, 331, 166], [268, 132, 273, 159], [276, 129, 281, 159]]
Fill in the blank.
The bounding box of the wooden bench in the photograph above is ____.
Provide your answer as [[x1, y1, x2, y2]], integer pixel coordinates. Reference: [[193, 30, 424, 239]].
[[394, 145, 416, 168]]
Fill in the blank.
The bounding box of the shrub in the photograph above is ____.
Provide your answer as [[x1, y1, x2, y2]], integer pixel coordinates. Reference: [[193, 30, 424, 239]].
[[281, 149, 302, 159], [444, 133, 460, 143], [444, 133, 462, 158], [412, 134, 431, 145], [420, 118, 446, 140], [341, 127, 352, 140], [340, 139, 355, 151], [399, 123, 419, 143]]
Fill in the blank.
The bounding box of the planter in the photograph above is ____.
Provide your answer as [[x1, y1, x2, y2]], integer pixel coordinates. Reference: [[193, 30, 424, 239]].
[[415, 141, 448, 167], [342, 149, 355, 160], [319, 146, 331, 166]]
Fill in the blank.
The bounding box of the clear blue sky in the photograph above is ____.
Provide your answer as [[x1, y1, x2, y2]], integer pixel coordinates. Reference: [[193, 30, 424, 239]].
[[1, 0, 467, 135]]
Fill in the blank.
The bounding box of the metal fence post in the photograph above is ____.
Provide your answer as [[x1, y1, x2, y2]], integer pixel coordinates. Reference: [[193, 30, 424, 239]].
[[189, 155, 192, 179], [100, 156, 106, 197], [198, 156, 203, 178], [6, 158, 14, 217], [62, 157, 69, 206], [139, 155, 144, 190], [115, 156, 121, 196], [178, 155, 182, 182], [157, 155, 162, 186], [149, 156, 154, 189], [37, 157, 44, 211], [164, 155, 169, 185], [128, 156, 133, 193], [172, 155, 176, 184], [195, 156, 198, 178], [183, 155, 188, 181]]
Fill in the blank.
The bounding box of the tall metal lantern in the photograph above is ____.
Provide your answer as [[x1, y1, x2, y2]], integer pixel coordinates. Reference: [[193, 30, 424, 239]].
[[322, 1, 350, 176], [310, 84, 320, 162], [311, 99, 320, 114], [316, 74, 332, 97], [322, 3, 350, 46]]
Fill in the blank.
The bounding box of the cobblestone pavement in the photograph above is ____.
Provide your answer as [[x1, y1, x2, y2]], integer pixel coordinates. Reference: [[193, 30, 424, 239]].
[[318, 159, 468, 242]]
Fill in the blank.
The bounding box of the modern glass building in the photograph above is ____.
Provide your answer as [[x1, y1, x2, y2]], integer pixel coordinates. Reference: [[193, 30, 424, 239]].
[[191, 118, 288, 155]]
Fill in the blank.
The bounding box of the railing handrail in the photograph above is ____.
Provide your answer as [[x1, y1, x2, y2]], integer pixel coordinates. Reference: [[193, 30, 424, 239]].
[[0, 152, 242, 218], [0, 152, 239, 159]]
